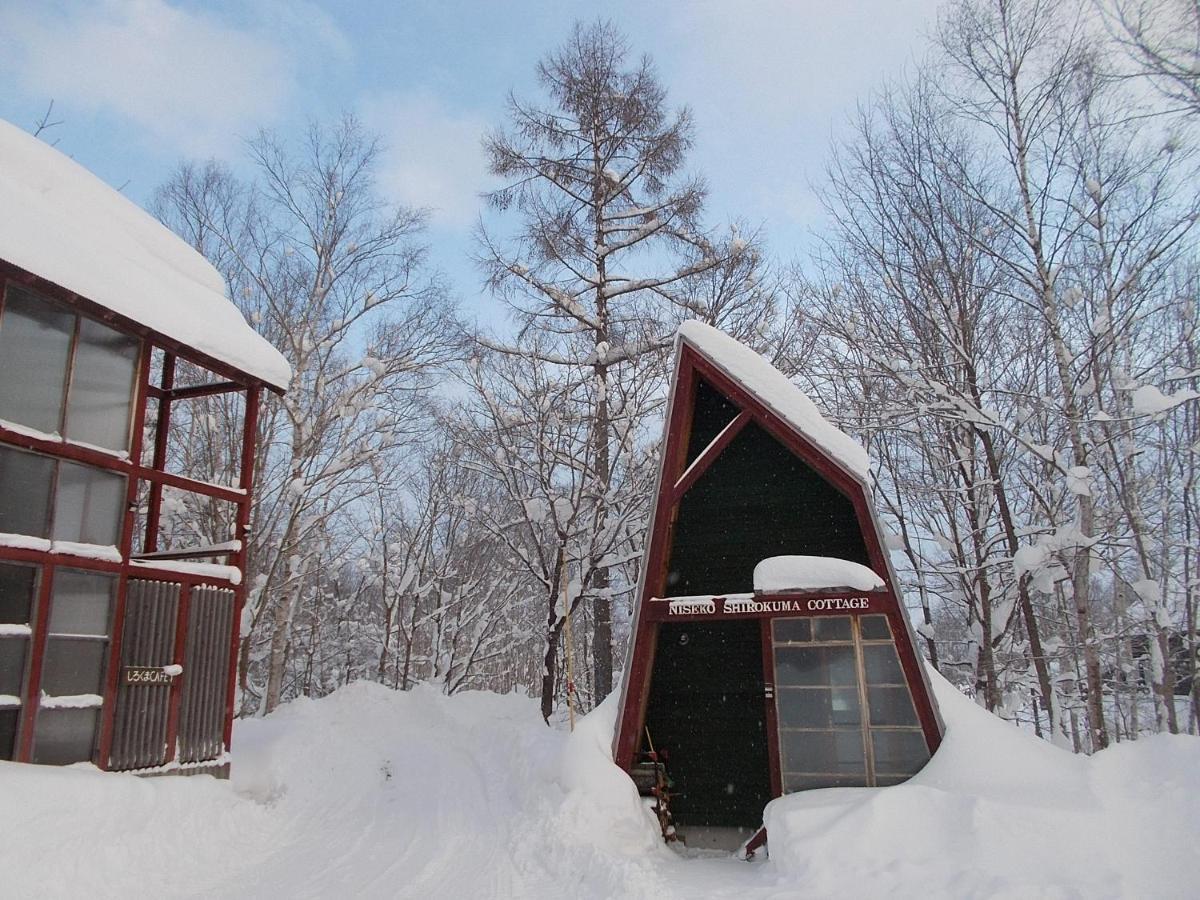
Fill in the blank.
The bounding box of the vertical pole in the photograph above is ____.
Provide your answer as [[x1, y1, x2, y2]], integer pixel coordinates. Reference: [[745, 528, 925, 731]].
[[560, 550, 576, 731], [97, 341, 153, 769], [224, 385, 260, 749], [143, 352, 175, 553], [18, 565, 55, 762]]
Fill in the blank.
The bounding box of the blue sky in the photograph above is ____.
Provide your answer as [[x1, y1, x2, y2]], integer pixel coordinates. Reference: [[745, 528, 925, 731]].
[[0, 0, 942, 320]]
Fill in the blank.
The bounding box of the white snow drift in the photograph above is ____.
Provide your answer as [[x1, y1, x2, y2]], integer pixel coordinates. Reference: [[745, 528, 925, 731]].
[[0, 674, 1196, 899]]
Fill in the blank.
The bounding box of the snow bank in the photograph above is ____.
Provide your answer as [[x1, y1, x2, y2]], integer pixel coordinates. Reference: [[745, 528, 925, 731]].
[[677, 322, 870, 481], [754, 555, 884, 593], [1, 675, 1196, 898], [0, 119, 290, 390], [765, 671, 1200, 899]]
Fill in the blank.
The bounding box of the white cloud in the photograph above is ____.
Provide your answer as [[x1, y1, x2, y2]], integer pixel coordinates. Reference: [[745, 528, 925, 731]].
[[0, 0, 347, 155], [360, 91, 490, 229]]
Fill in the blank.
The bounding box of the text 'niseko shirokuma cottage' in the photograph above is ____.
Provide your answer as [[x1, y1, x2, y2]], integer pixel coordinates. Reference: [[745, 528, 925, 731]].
[[613, 322, 944, 854], [0, 118, 290, 774]]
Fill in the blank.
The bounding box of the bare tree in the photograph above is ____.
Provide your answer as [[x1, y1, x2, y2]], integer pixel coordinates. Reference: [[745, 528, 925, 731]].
[[478, 21, 766, 700]]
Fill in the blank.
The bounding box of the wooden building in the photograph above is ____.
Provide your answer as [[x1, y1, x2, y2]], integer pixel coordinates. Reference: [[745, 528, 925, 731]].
[[613, 322, 943, 851], [0, 119, 290, 773]]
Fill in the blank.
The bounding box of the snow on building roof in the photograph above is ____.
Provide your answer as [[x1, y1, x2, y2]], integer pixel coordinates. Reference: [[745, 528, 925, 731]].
[[676, 321, 870, 480], [0, 118, 291, 390], [754, 555, 884, 594]]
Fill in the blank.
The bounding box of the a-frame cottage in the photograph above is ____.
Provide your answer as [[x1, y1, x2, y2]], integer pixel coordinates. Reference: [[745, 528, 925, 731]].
[[0, 119, 290, 773], [613, 322, 943, 852]]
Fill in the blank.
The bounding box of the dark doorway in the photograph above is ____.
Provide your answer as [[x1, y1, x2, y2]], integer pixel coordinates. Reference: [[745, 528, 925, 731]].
[[643, 619, 771, 839]]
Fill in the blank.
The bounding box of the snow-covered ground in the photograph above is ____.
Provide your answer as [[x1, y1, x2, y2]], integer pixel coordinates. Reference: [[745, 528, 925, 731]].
[[1, 674, 1196, 899]]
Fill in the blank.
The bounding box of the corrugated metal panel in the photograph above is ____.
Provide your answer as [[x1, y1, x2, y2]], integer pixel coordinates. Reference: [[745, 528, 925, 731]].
[[178, 585, 235, 763], [109, 579, 180, 771]]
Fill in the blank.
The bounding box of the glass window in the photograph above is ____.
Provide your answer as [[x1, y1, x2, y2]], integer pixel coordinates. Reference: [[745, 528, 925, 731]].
[[31, 707, 99, 765], [812, 616, 852, 642], [784, 773, 868, 791], [0, 446, 55, 537], [0, 707, 18, 760], [773, 615, 931, 791], [871, 730, 930, 776], [779, 729, 865, 774], [773, 617, 811, 644], [868, 686, 921, 727], [863, 643, 906, 684], [0, 639, 26, 695], [48, 570, 114, 636], [775, 645, 857, 687], [52, 461, 126, 545], [0, 561, 37, 624], [39, 639, 108, 696], [0, 286, 74, 434], [777, 686, 861, 728], [65, 317, 138, 451], [860, 615, 891, 640]]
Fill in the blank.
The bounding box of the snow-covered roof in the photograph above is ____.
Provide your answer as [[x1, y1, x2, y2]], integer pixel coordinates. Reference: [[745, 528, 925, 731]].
[[0, 118, 291, 391], [754, 555, 884, 594], [676, 321, 870, 480]]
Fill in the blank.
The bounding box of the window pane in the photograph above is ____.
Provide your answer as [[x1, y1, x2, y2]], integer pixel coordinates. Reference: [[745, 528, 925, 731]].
[[52, 461, 126, 545], [0, 638, 27, 695], [32, 707, 99, 765], [0, 561, 37, 624], [860, 615, 891, 640], [49, 570, 115, 636], [39, 637, 107, 696], [0, 286, 73, 434], [772, 617, 811, 644], [0, 707, 17, 760], [66, 317, 139, 451], [868, 686, 921, 726], [777, 687, 861, 728], [812, 616, 852, 642], [0, 446, 54, 537], [863, 643, 906, 684], [784, 773, 867, 791], [775, 645, 857, 686], [871, 729, 929, 776], [780, 728, 865, 775]]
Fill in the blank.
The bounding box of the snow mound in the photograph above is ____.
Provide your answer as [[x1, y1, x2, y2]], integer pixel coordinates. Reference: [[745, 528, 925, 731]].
[[754, 555, 884, 593], [677, 321, 870, 481], [1, 675, 1197, 898], [765, 672, 1200, 898], [0, 118, 290, 390]]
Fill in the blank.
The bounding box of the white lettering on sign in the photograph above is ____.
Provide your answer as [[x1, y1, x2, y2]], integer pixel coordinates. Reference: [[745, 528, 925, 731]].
[[663, 595, 874, 616], [805, 596, 870, 611], [668, 598, 717, 615]]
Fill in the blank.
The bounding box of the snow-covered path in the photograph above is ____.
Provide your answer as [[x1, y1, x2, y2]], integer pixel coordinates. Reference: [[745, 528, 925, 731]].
[[1, 676, 1197, 899]]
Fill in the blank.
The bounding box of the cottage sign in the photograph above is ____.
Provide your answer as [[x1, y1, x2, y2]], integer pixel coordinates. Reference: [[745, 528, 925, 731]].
[[664, 595, 873, 617]]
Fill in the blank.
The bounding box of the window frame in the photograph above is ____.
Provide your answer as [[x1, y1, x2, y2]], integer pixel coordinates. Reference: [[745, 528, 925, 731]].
[[0, 443, 128, 547], [0, 281, 141, 454], [771, 613, 930, 791]]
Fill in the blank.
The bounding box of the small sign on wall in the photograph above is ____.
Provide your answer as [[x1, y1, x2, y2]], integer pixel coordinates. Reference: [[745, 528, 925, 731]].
[[122, 665, 182, 686]]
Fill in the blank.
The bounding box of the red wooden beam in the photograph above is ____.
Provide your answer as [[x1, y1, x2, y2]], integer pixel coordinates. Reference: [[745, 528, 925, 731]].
[[225, 385, 260, 749], [17, 565, 54, 762], [143, 353, 175, 554], [147, 380, 243, 402], [670, 409, 751, 504], [97, 341, 153, 769]]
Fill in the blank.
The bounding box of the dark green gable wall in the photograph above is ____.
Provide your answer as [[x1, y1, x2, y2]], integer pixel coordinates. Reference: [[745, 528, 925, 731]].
[[665, 391, 870, 597], [644, 378, 871, 832]]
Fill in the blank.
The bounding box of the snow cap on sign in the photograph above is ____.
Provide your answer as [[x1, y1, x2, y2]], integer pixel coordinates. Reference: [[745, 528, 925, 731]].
[[754, 555, 884, 594], [675, 321, 870, 481], [0, 118, 291, 390]]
